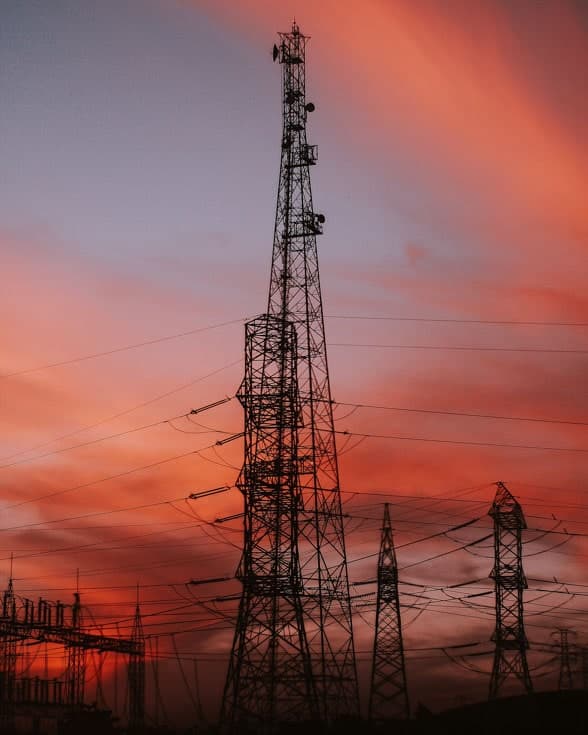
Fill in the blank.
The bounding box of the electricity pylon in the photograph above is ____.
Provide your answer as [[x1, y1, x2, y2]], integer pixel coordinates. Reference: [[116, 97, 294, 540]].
[[267, 21, 359, 721], [369, 503, 409, 722], [128, 593, 145, 731], [556, 628, 574, 691], [488, 482, 533, 699], [66, 592, 86, 707], [0, 578, 17, 731], [580, 647, 588, 690], [221, 316, 317, 731]]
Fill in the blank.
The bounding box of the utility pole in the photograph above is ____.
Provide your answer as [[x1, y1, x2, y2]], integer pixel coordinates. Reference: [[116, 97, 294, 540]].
[[266, 21, 359, 722], [557, 628, 573, 691], [488, 482, 533, 699], [369, 503, 409, 722]]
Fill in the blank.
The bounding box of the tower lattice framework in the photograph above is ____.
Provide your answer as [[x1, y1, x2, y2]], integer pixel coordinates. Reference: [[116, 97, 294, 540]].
[[488, 482, 533, 699], [266, 22, 359, 721], [128, 597, 145, 731], [557, 628, 574, 691], [368, 503, 409, 722], [0, 579, 17, 731], [221, 315, 317, 731]]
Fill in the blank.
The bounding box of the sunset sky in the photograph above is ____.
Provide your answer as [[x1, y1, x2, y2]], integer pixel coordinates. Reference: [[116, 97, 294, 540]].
[[2, 0, 588, 723]]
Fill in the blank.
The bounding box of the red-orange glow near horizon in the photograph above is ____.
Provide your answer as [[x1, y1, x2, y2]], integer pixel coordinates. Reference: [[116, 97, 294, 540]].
[[2, 0, 588, 720]]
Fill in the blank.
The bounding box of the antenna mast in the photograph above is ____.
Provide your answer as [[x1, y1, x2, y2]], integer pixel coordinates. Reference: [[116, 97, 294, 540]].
[[267, 21, 359, 721]]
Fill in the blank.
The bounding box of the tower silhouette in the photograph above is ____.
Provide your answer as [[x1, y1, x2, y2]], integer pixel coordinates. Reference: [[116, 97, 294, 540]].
[[488, 482, 532, 699], [221, 21, 358, 729], [128, 594, 145, 731], [221, 316, 317, 731], [369, 503, 409, 721], [557, 628, 574, 691], [266, 21, 359, 722]]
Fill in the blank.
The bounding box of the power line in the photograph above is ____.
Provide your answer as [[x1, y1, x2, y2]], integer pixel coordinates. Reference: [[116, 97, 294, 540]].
[[1, 317, 246, 380], [326, 315, 588, 328], [0, 439, 235, 513], [0, 360, 241, 465], [0, 397, 235, 471], [334, 400, 588, 428], [333, 429, 588, 454], [331, 342, 588, 355]]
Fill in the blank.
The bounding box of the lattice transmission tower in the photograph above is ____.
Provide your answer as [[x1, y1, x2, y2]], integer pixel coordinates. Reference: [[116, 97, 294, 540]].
[[128, 595, 145, 731], [266, 21, 359, 722], [221, 316, 317, 731], [488, 482, 533, 699], [580, 647, 588, 691], [222, 21, 359, 728], [0, 578, 17, 731], [369, 503, 409, 722], [557, 628, 574, 691]]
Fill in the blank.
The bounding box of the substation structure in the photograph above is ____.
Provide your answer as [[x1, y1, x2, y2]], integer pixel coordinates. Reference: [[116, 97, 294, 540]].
[[221, 21, 359, 733], [0, 579, 145, 732]]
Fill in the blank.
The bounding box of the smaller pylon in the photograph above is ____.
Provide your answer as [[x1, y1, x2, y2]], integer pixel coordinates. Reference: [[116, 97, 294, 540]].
[[66, 591, 86, 707], [0, 576, 17, 731], [368, 503, 409, 722], [556, 628, 574, 691], [580, 647, 588, 691], [488, 482, 533, 699], [128, 587, 145, 732]]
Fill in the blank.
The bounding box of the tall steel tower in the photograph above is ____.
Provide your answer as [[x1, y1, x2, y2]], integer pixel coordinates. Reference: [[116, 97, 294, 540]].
[[221, 315, 317, 731], [368, 503, 409, 722], [266, 21, 359, 721], [488, 482, 533, 699]]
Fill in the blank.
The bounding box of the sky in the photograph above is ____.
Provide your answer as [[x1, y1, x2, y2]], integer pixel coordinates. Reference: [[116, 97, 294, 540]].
[[2, 0, 588, 725]]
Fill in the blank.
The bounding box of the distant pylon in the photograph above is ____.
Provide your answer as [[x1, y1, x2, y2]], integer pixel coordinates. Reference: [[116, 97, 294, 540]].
[[128, 590, 145, 731], [0, 578, 17, 731], [557, 628, 574, 691], [488, 482, 533, 699], [368, 503, 409, 722], [66, 592, 86, 707], [580, 647, 588, 690]]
